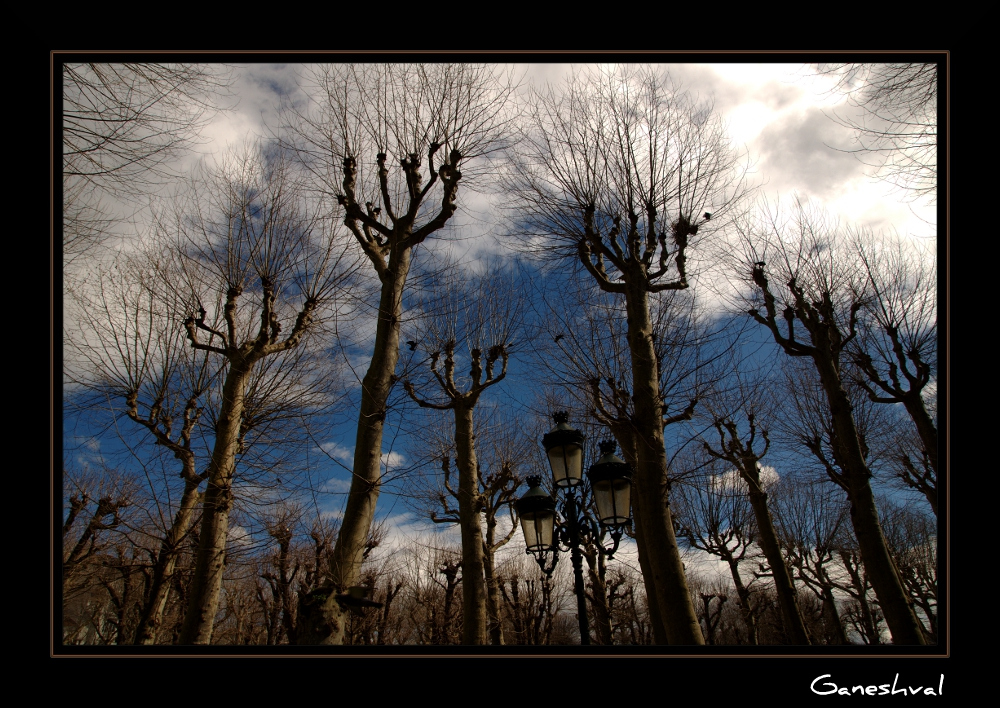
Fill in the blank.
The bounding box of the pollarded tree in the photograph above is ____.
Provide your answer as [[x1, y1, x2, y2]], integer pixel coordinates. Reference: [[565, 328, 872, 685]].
[[733, 201, 926, 644], [506, 65, 752, 643], [64, 248, 220, 644], [672, 456, 765, 644], [401, 264, 522, 645], [849, 230, 937, 514], [170, 140, 356, 644], [283, 64, 518, 645], [699, 397, 813, 645], [545, 285, 704, 643], [403, 348, 510, 644]]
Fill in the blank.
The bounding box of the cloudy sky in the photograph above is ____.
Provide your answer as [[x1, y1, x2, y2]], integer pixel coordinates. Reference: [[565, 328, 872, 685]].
[[63, 58, 940, 590], [208, 59, 935, 568], [196, 61, 935, 239]]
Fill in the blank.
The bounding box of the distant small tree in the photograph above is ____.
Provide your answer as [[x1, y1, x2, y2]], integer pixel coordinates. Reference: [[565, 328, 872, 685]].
[[673, 459, 764, 644], [771, 479, 851, 645], [402, 267, 519, 645], [62, 467, 139, 644], [409, 404, 528, 645], [700, 405, 813, 645]]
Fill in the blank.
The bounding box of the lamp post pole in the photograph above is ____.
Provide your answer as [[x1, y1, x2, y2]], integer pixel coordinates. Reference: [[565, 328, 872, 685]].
[[564, 489, 591, 645]]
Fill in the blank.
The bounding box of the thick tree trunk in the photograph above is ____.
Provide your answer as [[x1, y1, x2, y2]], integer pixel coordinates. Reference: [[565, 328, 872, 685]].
[[133, 461, 202, 645], [453, 404, 488, 645], [742, 464, 812, 645], [814, 353, 926, 645], [298, 248, 412, 645], [178, 364, 250, 644], [614, 429, 669, 644], [630, 507, 670, 644], [623, 284, 704, 645]]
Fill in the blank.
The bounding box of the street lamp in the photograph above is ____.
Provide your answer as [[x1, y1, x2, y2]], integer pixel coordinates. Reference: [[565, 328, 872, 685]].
[[516, 476, 556, 555], [515, 412, 633, 645], [588, 441, 633, 533], [543, 411, 585, 488]]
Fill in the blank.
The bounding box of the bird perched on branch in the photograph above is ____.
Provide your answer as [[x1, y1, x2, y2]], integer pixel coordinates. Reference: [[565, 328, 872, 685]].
[[703, 212, 712, 220], [407, 340, 418, 351]]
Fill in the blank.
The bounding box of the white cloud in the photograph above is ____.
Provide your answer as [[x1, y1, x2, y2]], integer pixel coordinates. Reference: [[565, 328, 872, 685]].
[[710, 465, 779, 494], [321, 477, 352, 494], [227, 524, 252, 548], [381, 451, 405, 472], [318, 442, 353, 462]]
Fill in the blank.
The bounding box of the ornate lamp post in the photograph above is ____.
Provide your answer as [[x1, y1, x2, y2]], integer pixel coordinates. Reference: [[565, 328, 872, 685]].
[[515, 412, 633, 645]]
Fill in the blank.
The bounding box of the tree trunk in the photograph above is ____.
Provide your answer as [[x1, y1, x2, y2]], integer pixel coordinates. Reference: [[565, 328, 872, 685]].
[[723, 555, 758, 645], [585, 547, 613, 645], [623, 282, 704, 645], [298, 247, 412, 645], [453, 404, 488, 645], [614, 419, 669, 643], [742, 463, 812, 645], [903, 391, 937, 472], [820, 582, 849, 645], [133, 461, 202, 645], [814, 352, 926, 645], [482, 539, 504, 645], [903, 394, 938, 477], [178, 364, 250, 644]]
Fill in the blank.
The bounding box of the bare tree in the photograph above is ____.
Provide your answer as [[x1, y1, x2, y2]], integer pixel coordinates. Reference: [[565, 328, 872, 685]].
[[849, 230, 937, 514], [673, 456, 765, 644], [62, 466, 139, 642], [168, 140, 356, 644], [496, 555, 572, 645], [771, 479, 851, 645], [65, 246, 223, 644], [283, 63, 518, 645], [505, 65, 752, 644], [699, 400, 813, 645], [815, 62, 939, 204], [403, 317, 512, 644], [408, 402, 528, 645], [537, 283, 709, 643], [733, 201, 926, 644]]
